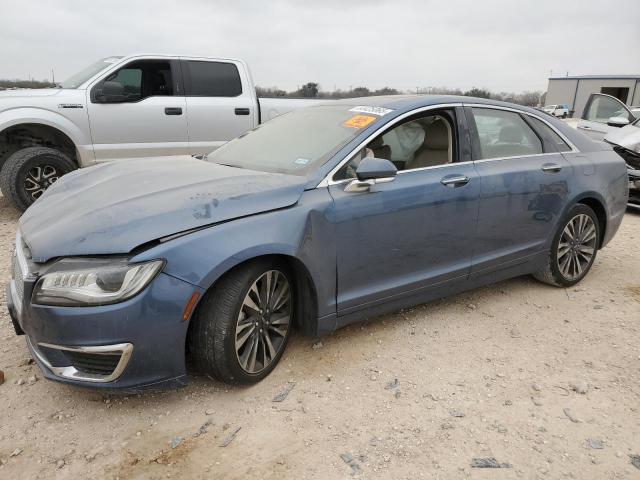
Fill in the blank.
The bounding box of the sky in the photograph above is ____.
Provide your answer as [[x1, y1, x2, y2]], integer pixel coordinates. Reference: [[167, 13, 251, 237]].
[[1, 0, 639, 94]]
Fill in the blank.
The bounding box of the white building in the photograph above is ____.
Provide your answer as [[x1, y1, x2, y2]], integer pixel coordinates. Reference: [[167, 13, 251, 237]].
[[545, 75, 640, 117]]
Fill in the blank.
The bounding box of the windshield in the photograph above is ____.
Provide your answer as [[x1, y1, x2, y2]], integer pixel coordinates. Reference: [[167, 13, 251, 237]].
[[60, 57, 123, 88], [207, 105, 388, 175]]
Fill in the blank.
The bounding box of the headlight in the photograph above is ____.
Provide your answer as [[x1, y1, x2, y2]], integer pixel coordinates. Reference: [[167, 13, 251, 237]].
[[33, 259, 164, 307]]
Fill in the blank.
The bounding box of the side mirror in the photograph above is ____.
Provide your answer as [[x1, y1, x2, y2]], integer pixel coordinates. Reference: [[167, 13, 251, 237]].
[[607, 116, 630, 128], [95, 81, 126, 103], [345, 157, 397, 193]]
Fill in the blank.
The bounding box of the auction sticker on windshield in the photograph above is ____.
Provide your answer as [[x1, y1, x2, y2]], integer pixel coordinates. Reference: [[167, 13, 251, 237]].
[[343, 114, 377, 129], [349, 106, 393, 116]]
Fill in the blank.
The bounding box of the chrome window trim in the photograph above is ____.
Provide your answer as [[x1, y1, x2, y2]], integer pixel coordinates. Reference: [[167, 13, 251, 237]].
[[29, 339, 133, 383], [464, 103, 580, 154], [317, 103, 463, 187], [316, 102, 580, 188]]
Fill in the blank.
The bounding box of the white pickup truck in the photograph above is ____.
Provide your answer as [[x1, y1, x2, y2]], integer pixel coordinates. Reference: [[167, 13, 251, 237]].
[[0, 54, 320, 210]]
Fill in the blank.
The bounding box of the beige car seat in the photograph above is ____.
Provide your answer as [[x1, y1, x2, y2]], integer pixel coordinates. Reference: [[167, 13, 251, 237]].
[[406, 119, 451, 169]]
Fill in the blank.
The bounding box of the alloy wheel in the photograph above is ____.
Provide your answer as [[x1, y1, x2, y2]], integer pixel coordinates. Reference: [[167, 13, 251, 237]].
[[24, 164, 60, 200], [556, 213, 597, 281], [235, 270, 291, 374]]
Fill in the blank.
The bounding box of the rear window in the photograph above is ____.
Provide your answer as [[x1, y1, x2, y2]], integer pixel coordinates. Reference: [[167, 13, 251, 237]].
[[527, 116, 572, 152], [184, 61, 242, 97]]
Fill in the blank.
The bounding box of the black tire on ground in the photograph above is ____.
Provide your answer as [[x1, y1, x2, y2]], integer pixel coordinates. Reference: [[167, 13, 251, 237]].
[[188, 258, 294, 385], [0, 147, 76, 211], [562, 113, 568, 119], [532, 204, 600, 287]]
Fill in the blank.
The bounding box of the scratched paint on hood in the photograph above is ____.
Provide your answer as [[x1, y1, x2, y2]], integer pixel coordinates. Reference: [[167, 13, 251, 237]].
[[19, 156, 307, 262]]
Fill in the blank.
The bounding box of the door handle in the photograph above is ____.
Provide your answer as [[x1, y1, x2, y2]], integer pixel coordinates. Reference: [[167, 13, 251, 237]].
[[164, 107, 182, 115], [235, 108, 250, 115], [440, 174, 470, 187], [580, 125, 591, 129], [541, 163, 562, 173]]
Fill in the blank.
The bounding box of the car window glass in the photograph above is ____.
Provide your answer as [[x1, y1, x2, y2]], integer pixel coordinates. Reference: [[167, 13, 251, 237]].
[[334, 112, 455, 181], [527, 116, 572, 152], [110, 68, 142, 100], [185, 61, 242, 97], [102, 60, 174, 102], [585, 95, 632, 123], [472, 108, 543, 159]]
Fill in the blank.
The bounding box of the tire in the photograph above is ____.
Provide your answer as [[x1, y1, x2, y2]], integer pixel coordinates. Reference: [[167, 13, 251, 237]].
[[562, 113, 568, 119], [533, 204, 600, 287], [0, 147, 76, 211], [188, 259, 294, 385]]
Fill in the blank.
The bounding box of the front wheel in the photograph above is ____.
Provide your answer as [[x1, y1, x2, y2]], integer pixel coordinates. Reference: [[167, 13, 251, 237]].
[[189, 259, 294, 384], [533, 204, 600, 287], [0, 147, 76, 211]]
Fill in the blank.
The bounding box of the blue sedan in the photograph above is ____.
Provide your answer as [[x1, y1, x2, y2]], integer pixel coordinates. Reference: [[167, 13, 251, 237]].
[[7, 96, 628, 389]]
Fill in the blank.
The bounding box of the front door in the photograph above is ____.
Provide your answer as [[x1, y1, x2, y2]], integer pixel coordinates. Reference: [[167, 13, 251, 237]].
[[577, 93, 634, 141], [328, 109, 480, 314], [87, 59, 189, 161]]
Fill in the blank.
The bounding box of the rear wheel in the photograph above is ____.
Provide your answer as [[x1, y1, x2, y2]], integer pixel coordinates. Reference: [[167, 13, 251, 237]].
[[189, 259, 294, 384], [533, 204, 600, 287], [0, 147, 76, 211]]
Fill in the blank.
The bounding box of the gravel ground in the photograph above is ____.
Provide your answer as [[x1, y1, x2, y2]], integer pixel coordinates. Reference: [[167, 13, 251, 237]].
[[0, 193, 639, 479]]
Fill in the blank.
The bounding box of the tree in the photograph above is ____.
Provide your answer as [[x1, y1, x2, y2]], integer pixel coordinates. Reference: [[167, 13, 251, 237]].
[[373, 87, 399, 95], [298, 82, 319, 98], [464, 87, 493, 99], [351, 87, 370, 97]]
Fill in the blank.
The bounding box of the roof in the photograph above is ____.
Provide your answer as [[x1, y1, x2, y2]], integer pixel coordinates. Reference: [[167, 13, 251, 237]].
[[327, 94, 538, 114], [549, 75, 640, 80]]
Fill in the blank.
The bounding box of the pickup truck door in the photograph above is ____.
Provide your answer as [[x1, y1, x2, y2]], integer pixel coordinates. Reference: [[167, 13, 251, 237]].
[[577, 93, 635, 141], [180, 59, 258, 156], [86, 59, 189, 161]]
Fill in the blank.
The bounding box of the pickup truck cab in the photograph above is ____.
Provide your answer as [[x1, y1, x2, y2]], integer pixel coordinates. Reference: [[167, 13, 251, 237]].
[[0, 54, 318, 210], [543, 104, 570, 118]]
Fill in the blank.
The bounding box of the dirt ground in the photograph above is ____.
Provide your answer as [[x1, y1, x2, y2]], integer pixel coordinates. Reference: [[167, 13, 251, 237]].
[[0, 193, 639, 480]]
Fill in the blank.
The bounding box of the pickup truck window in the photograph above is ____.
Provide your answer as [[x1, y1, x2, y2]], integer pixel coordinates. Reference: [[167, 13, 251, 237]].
[[95, 60, 175, 103], [208, 105, 379, 175], [184, 61, 242, 97], [60, 57, 123, 89]]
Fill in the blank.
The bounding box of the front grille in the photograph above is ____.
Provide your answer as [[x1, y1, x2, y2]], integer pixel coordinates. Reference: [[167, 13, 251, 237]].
[[62, 351, 121, 376], [12, 254, 24, 304], [614, 146, 640, 170]]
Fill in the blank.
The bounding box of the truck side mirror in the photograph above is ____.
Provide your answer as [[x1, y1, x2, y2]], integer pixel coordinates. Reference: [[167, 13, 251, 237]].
[[95, 81, 126, 103]]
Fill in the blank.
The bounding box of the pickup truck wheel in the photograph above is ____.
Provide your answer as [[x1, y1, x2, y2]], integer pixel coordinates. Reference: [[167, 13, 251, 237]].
[[532, 204, 600, 287], [189, 259, 294, 385], [562, 113, 568, 119], [0, 147, 76, 211]]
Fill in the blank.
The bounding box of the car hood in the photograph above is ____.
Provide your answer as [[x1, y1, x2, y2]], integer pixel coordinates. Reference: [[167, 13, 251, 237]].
[[604, 123, 640, 152], [19, 156, 307, 262], [0, 88, 63, 98]]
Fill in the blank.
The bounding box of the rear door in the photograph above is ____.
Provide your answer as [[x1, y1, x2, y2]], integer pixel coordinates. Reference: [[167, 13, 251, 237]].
[[87, 58, 189, 160], [577, 93, 634, 141], [467, 106, 575, 275], [181, 59, 257, 156]]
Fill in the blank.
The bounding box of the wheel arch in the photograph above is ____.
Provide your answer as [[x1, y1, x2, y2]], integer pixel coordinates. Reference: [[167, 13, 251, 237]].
[[565, 192, 607, 249], [0, 121, 80, 169], [189, 253, 320, 338]]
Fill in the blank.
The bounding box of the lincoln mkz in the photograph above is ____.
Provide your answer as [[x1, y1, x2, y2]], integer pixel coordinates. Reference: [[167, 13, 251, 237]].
[[7, 96, 628, 389]]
